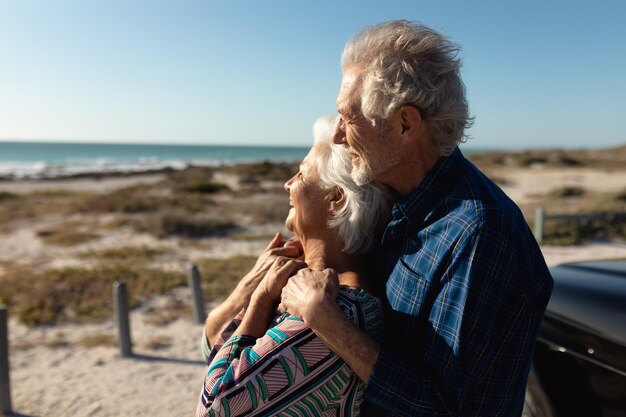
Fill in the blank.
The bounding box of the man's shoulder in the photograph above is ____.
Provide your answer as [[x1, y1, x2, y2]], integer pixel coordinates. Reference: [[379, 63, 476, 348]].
[[432, 154, 526, 236]]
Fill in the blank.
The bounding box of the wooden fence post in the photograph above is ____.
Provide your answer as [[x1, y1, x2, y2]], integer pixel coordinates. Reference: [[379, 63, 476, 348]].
[[188, 265, 205, 324], [534, 207, 545, 244], [0, 306, 12, 415], [113, 282, 133, 357]]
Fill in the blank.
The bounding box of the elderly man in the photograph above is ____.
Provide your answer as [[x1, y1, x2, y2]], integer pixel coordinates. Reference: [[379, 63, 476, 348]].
[[280, 21, 553, 416]]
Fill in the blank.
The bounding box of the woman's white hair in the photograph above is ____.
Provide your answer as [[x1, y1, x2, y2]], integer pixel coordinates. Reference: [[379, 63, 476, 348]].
[[341, 20, 474, 156], [311, 115, 396, 254]]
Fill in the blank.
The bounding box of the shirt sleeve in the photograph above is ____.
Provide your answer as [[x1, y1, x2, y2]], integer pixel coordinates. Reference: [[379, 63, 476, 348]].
[[201, 308, 247, 365], [365, 224, 547, 416]]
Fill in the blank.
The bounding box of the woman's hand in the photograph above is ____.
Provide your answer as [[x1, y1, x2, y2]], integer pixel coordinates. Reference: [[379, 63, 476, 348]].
[[240, 233, 303, 297], [204, 233, 303, 347], [252, 257, 307, 311]]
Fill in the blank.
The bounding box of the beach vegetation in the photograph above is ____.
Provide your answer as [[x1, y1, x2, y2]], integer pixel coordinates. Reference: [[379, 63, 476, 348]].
[[143, 300, 191, 326], [193, 256, 257, 301], [76, 186, 166, 213], [81, 245, 164, 261], [44, 332, 71, 348], [0, 191, 18, 201], [547, 186, 586, 198], [159, 212, 235, 239], [141, 335, 172, 350], [79, 333, 117, 348], [36, 222, 100, 246], [166, 166, 215, 184], [229, 231, 282, 241], [542, 215, 626, 245], [9, 338, 36, 353], [224, 161, 298, 181], [183, 181, 230, 194], [26, 189, 92, 198], [0, 264, 186, 326], [219, 193, 289, 224]]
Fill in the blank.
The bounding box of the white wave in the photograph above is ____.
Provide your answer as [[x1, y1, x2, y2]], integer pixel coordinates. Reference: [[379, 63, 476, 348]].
[[0, 159, 198, 179]]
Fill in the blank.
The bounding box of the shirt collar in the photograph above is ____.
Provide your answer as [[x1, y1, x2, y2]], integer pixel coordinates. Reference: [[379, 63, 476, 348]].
[[391, 146, 465, 224]]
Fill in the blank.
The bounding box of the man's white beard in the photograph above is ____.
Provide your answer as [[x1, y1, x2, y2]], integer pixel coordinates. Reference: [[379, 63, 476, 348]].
[[351, 159, 374, 186]]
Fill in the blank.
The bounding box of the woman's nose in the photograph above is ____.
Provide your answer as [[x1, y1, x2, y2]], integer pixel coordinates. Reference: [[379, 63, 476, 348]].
[[284, 177, 293, 192]]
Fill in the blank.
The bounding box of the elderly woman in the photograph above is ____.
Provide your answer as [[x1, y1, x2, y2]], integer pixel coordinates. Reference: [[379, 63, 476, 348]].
[[196, 116, 396, 417]]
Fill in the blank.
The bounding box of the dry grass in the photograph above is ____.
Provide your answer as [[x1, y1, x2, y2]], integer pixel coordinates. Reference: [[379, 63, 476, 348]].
[[194, 256, 258, 302], [0, 191, 18, 201], [0, 192, 76, 230], [141, 335, 172, 350], [218, 193, 289, 225], [223, 161, 298, 182], [143, 300, 191, 326], [0, 264, 187, 326], [82, 245, 164, 261], [9, 338, 36, 353], [44, 332, 71, 348], [469, 144, 626, 172], [75, 186, 167, 213], [521, 188, 626, 245], [229, 231, 280, 241], [127, 210, 237, 238], [183, 181, 230, 194], [36, 221, 100, 246], [79, 333, 117, 348]]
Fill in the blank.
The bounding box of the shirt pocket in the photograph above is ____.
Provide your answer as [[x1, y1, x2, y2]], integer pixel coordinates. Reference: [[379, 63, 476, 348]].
[[386, 255, 428, 317]]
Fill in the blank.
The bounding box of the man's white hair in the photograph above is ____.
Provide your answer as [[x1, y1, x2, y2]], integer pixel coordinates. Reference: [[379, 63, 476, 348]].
[[311, 115, 396, 254], [341, 20, 474, 156]]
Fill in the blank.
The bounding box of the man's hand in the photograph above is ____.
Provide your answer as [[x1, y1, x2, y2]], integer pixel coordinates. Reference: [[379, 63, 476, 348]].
[[279, 267, 380, 384], [279, 268, 340, 326]]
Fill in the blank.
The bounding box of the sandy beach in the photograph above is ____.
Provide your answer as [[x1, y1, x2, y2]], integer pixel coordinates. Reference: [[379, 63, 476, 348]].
[[2, 153, 626, 417]]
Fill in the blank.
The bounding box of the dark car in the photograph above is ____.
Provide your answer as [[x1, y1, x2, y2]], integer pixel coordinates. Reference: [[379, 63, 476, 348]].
[[523, 260, 626, 417]]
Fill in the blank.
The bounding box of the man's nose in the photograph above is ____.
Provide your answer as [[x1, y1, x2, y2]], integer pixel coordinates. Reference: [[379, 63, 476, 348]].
[[332, 128, 346, 144]]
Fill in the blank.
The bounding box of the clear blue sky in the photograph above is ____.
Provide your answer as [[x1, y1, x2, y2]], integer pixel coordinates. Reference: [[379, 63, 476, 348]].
[[1, 0, 625, 149]]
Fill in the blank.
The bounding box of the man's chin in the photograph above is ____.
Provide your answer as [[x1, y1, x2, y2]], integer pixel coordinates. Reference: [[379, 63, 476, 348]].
[[351, 165, 374, 186]]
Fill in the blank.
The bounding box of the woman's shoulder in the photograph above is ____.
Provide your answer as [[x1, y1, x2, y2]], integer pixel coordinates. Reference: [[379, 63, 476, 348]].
[[337, 286, 384, 340]]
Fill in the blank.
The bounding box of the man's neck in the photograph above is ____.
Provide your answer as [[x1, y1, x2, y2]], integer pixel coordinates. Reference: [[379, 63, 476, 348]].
[[379, 139, 442, 196]]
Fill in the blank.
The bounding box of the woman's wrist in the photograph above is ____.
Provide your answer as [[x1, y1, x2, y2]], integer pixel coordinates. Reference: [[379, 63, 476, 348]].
[[233, 299, 274, 339]]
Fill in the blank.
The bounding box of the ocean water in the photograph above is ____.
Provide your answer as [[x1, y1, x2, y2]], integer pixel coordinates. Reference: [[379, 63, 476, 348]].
[[0, 141, 310, 179]]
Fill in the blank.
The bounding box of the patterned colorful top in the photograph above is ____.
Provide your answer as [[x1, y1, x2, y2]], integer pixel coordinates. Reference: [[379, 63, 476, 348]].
[[196, 287, 383, 417]]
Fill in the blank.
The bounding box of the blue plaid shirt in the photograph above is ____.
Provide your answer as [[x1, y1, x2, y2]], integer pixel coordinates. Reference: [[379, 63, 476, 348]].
[[363, 148, 553, 416]]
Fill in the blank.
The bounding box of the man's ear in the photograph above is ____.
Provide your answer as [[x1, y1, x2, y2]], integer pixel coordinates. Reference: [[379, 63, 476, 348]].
[[399, 105, 423, 137], [328, 187, 346, 211]]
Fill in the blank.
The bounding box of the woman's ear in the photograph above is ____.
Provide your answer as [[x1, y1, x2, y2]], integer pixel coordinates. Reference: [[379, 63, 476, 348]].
[[328, 187, 346, 211]]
